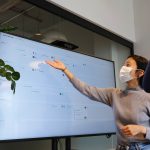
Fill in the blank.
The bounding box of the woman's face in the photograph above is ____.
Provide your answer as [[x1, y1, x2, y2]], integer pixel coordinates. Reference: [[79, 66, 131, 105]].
[[124, 57, 144, 80], [124, 57, 138, 79]]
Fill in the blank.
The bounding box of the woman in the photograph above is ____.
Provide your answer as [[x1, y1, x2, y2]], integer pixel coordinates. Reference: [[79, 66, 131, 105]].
[[46, 55, 150, 150]]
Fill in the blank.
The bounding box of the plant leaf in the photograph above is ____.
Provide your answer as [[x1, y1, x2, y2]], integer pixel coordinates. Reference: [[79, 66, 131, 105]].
[[0, 59, 5, 66], [0, 68, 6, 77], [13, 82, 16, 94], [6, 72, 12, 81], [11, 81, 15, 90], [12, 72, 20, 80], [4, 65, 14, 72]]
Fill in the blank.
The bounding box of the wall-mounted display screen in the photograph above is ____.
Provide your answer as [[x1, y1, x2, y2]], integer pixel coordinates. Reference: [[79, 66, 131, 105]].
[[0, 32, 116, 141]]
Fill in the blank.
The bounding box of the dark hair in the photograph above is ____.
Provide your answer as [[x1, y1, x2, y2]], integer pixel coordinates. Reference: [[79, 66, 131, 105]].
[[128, 55, 148, 88]]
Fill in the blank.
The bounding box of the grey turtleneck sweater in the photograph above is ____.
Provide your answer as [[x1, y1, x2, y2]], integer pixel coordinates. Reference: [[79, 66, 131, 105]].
[[70, 76, 150, 146]]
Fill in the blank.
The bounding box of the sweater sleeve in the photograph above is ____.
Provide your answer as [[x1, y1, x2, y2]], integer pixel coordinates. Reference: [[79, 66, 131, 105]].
[[70, 76, 116, 106], [145, 128, 150, 140], [145, 98, 150, 140]]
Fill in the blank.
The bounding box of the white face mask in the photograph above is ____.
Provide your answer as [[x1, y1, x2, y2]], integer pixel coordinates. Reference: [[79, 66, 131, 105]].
[[119, 66, 133, 83]]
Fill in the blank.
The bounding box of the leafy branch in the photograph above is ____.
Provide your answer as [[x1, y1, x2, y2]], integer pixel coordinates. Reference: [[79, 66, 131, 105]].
[[0, 59, 20, 94], [0, 26, 18, 32]]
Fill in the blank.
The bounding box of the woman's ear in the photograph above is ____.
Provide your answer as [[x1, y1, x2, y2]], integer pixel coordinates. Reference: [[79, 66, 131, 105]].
[[137, 70, 144, 78]]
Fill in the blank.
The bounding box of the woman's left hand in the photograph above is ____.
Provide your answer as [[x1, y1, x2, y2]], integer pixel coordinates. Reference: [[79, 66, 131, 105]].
[[121, 125, 146, 137]]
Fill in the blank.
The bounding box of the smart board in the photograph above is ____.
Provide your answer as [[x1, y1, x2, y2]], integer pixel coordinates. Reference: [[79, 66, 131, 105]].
[[0, 32, 116, 141]]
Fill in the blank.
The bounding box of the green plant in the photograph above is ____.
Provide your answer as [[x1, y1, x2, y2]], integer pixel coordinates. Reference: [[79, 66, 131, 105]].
[[0, 26, 18, 32], [0, 59, 20, 94]]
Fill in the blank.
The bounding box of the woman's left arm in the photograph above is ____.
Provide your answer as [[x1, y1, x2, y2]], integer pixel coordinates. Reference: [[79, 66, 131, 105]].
[[121, 95, 150, 140], [121, 125, 146, 139]]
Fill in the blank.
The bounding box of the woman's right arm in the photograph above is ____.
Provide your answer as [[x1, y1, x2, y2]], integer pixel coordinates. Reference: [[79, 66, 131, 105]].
[[46, 60, 114, 106], [46, 60, 74, 80]]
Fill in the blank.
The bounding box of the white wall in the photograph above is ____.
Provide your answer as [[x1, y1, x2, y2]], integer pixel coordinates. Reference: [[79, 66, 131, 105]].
[[47, 0, 135, 42], [133, 0, 150, 60]]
